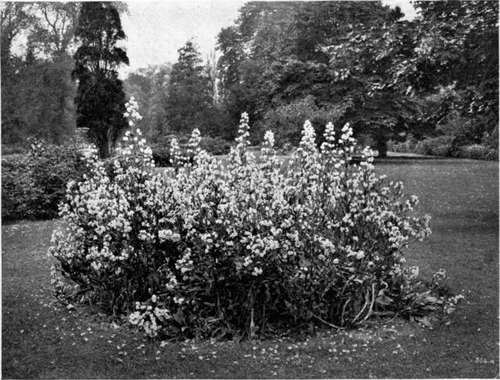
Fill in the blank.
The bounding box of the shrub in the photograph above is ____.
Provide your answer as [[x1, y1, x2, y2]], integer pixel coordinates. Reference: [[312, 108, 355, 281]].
[[199, 136, 231, 156], [415, 136, 455, 156], [481, 125, 498, 150], [1, 139, 89, 221], [151, 134, 186, 167], [485, 149, 499, 161], [389, 134, 418, 153], [152, 135, 231, 167], [455, 144, 497, 160], [430, 144, 452, 157], [1, 144, 27, 155], [151, 144, 172, 167], [25, 140, 90, 219], [1, 155, 31, 221], [262, 95, 342, 147], [50, 102, 457, 339]]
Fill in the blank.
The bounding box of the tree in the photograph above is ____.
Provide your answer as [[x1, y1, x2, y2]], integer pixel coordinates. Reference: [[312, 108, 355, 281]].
[[73, 2, 129, 158], [411, 1, 498, 143], [216, 1, 400, 146], [2, 3, 77, 145], [28, 3, 80, 58], [205, 49, 219, 105], [165, 41, 214, 135], [324, 17, 425, 156], [1, 3, 34, 68], [293, 1, 397, 62], [216, 3, 297, 134], [323, 1, 498, 153], [28, 3, 80, 143], [1, 3, 34, 145]]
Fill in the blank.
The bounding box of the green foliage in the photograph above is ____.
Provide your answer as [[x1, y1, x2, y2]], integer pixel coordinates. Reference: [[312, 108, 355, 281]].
[[1, 140, 89, 222], [73, 2, 129, 158]]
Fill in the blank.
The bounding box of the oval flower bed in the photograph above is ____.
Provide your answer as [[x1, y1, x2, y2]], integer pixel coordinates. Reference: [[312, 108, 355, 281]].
[[49, 100, 460, 339]]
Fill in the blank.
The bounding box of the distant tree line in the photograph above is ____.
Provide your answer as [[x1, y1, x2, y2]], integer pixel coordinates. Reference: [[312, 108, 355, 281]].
[[2, 1, 498, 158], [214, 1, 498, 156]]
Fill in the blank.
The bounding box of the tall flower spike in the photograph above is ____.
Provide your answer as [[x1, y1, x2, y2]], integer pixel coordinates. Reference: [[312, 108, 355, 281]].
[[321, 122, 336, 155], [169, 137, 182, 167], [235, 112, 250, 149], [261, 130, 275, 164], [263, 130, 275, 150], [231, 112, 251, 165], [124, 96, 143, 130], [339, 123, 354, 144], [299, 120, 317, 153], [187, 128, 202, 160]]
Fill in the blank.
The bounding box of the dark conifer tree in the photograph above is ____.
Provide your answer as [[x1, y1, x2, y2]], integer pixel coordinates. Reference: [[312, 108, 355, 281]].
[[73, 2, 129, 158]]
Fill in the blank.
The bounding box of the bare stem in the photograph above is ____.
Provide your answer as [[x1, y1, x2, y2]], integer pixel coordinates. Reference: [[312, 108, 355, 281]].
[[361, 283, 376, 323], [313, 314, 344, 330]]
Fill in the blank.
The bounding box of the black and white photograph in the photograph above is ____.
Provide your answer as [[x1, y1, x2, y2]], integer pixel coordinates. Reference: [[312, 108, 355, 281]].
[[1, 0, 498, 378]]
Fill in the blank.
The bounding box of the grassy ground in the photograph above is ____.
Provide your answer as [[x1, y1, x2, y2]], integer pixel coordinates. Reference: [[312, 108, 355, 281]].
[[2, 158, 498, 378]]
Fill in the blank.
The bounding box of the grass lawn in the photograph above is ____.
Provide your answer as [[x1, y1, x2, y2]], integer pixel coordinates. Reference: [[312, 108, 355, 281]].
[[2, 158, 498, 378]]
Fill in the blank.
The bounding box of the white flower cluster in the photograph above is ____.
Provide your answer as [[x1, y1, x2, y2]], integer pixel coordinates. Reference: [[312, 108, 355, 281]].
[[129, 296, 171, 337], [124, 96, 143, 127], [116, 98, 153, 167], [165, 116, 430, 304], [49, 105, 433, 335]]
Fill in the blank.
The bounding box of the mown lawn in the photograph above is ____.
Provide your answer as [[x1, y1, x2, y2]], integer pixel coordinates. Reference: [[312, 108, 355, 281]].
[[2, 158, 498, 378]]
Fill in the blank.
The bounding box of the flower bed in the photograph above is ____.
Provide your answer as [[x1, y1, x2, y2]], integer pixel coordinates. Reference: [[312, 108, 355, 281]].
[[49, 101, 459, 339]]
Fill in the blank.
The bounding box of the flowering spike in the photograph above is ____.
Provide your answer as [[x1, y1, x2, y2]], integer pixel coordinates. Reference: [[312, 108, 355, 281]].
[[299, 120, 317, 152], [115, 99, 154, 168], [124, 97, 143, 130], [235, 112, 250, 149], [260, 130, 276, 165], [187, 128, 202, 160], [321, 122, 336, 155], [263, 130, 275, 149], [169, 137, 183, 167], [231, 112, 251, 165]]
